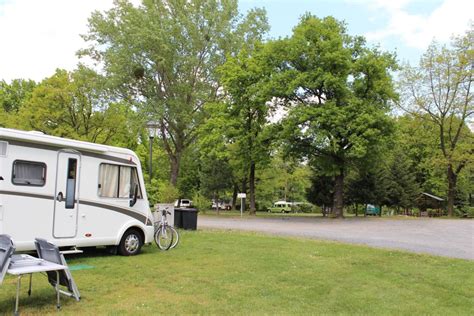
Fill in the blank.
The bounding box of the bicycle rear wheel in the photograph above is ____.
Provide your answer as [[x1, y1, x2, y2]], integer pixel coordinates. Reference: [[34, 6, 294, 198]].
[[155, 225, 173, 250], [170, 226, 180, 249]]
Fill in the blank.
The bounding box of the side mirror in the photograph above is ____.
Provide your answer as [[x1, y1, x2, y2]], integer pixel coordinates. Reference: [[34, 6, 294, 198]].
[[130, 184, 139, 207]]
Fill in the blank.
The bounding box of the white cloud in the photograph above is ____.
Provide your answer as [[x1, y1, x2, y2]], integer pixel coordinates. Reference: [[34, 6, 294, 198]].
[[0, 0, 115, 82], [363, 0, 473, 50]]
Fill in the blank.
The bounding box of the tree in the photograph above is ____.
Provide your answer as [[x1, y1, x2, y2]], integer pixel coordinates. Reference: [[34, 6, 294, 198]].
[[399, 26, 474, 216], [307, 169, 334, 216], [345, 168, 378, 215], [395, 115, 445, 196], [0, 79, 36, 127], [198, 102, 241, 209], [219, 44, 275, 214], [273, 15, 398, 217], [257, 155, 311, 209], [199, 155, 233, 212], [81, 0, 268, 186], [385, 150, 420, 211], [15, 67, 139, 147]]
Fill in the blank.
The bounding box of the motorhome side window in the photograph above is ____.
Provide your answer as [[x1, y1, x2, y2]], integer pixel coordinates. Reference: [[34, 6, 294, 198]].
[[98, 163, 142, 199], [12, 160, 46, 186]]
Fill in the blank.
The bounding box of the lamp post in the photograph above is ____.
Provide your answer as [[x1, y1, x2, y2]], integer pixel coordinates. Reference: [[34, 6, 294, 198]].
[[146, 121, 159, 184]]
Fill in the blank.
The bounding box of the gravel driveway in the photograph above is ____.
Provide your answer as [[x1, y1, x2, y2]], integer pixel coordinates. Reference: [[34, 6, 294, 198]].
[[198, 215, 474, 260]]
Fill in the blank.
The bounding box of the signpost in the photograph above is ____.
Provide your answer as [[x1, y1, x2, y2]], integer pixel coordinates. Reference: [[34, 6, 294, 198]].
[[237, 193, 246, 218]]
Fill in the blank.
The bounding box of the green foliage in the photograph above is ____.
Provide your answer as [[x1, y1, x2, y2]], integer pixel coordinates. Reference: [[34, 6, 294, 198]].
[[192, 191, 209, 213], [144, 177, 160, 206], [0, 79, 36, 113], [395, 112, 473, 213], [9, 67, 139, 147], [81, 0, 269, 185], [0, 79, 36, 127], [256, 155, 311, 209], [373, 150, 420, 210], [307, 170, 334, 207], [197, 101, 236, 202], [199, 156, 233, 199], [345, 168, 378, 206], [1, 5, 470, 218], [176, 145, 201, 197], [455, 206, 474, 218], [398, 25, 473, 215], [298, 203, 316, 213], [136, 135, 171, 185], [395, 115, 446, 195], [271, 15, 398, 216], [218, 43, 276, 212], [198, 102, 232, 159], [456, 163, 473, 208], [157, 181, 180, 203]]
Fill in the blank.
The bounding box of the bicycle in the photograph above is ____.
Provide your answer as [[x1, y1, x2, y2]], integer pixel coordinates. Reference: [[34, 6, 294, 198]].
[[154, 209, 179, 250]]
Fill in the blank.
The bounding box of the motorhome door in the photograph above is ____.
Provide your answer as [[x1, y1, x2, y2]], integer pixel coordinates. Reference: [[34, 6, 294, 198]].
[[53, 151, 80, 238]]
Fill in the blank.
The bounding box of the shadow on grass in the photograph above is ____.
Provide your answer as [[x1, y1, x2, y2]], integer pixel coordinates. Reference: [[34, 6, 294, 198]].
[[0, 276, 78, 313]]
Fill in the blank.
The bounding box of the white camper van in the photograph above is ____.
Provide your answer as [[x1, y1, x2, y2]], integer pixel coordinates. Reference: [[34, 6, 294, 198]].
[[0, 128, 154, 256]]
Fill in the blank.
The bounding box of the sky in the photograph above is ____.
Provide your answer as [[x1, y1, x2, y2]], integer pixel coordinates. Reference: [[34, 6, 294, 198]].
[[0, 0, 472, 83]]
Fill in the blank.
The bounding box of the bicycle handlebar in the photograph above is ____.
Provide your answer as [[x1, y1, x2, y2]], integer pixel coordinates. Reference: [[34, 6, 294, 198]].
[[160, 210, 172, 216]]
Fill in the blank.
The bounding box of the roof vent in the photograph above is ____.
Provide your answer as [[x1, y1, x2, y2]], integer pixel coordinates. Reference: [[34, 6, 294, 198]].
[[0, 141, 7, 156]]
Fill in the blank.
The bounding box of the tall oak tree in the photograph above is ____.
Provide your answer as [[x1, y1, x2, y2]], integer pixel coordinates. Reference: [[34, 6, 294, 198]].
[[81, 0, 268, 185]]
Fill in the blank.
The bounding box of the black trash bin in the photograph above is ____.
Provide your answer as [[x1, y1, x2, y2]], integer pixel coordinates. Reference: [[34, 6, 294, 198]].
[[174, 208, 183, 228], [175, 208, 198, 230]]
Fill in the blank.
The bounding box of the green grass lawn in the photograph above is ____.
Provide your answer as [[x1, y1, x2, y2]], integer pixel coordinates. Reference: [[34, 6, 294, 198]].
[[1, 230, 473, 315]]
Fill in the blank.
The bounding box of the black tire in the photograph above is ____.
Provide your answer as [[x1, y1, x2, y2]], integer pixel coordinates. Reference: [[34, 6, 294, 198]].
[[155, 225, 173, 250], [118, 229, 143, 256], [170, 226, 180, 249]]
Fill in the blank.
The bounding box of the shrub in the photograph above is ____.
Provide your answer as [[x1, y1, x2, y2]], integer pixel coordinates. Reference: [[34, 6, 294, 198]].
[[192, 191, 209, 214], [455, 206, 474, 218], [145, 177, 160, 206], [299, 203, 314, 213], [157, 181, 180, 203]]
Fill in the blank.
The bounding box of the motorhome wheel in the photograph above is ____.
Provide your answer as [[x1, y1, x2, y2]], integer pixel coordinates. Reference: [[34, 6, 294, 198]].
[[118, 229, 143, 256]]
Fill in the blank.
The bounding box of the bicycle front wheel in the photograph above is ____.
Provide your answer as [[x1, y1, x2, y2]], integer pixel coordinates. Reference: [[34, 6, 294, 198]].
[[155, 225, 173, 250], [170, 226, 180, 249]]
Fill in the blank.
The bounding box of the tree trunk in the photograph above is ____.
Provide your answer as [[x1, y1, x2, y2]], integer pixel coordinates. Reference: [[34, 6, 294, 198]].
[[169, 153, 181, 186], [241, 177, 247, 213], [447, 164, 457, 217], [333, 168, 344, 218], [214, 192, 219, 215], [249, 162, 256, 215], [232, 183, 238, 210], [160, 120, 183, 187]]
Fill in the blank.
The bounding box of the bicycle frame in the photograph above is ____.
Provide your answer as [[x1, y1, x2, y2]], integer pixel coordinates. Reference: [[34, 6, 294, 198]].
[[154, 209, 179, 250]]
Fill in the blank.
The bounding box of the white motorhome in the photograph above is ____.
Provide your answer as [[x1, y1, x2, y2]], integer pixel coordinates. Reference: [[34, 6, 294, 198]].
[[0, 128, 154, 255]]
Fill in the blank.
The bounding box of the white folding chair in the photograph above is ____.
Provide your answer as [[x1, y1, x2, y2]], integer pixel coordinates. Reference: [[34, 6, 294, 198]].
[[34, 238, 81, 301], [0, 234, 15, 284]]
